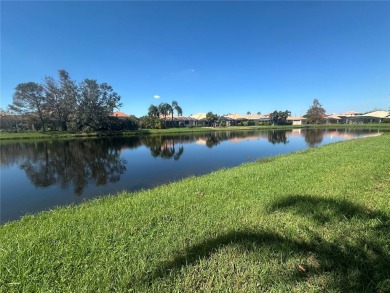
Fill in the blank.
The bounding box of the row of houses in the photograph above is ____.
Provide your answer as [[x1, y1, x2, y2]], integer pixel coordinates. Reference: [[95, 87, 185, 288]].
[[112, 110, 390, 127], [281, 111, 390, 125]]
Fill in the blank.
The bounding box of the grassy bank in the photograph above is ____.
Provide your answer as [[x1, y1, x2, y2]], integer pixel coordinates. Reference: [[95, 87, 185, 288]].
[[1, 123, 390, 140], [1, 135, 389, 292]]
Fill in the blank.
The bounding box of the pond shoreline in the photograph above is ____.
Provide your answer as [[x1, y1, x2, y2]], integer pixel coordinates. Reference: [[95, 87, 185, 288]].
[[1, 123, 389, 141]]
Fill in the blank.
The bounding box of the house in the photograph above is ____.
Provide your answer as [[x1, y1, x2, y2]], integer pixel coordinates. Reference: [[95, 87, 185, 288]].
[[357, 110, 390, 123], [325, 114, 342, 124], [245, 114, 266, 126], [223, 113, 247, 126], [337, 111, 363, 124], [169, 115, 198, 127], [287, 116, 307, 125], [189, 113, 208, 126]]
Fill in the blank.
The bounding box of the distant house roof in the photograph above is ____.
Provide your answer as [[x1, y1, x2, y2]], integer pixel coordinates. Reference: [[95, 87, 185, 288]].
[[171, 115, 197, 121], [111, 111, 131, 118], [326, 114, 342, 120], [190, 113, 207, 120], [341, 111, 362, 116], [287, 116, 307, 121], [224, 113, 247, 120], [245, 114, 262, 120], [360, 110, 390, 119]]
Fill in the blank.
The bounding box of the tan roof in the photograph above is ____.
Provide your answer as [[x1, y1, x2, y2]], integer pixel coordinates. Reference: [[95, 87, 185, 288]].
[[287, 116, 307, 121], [342, 111, 362, 116], [190, 113, 207, 120], [326, 114, 342, 120], [111, 111, 131, 118], [224, 113, 247, 120], [360, 111, 390, 118], [170, 115, 197, 121], [245, 114, 264, 120]]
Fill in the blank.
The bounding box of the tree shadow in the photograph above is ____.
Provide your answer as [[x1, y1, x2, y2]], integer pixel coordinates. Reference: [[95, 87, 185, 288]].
[[267, 194, 390, 225], [141, 195, 390, 291]]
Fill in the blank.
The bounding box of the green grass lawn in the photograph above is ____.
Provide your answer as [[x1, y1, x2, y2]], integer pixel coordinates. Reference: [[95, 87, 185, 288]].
[[1, 134, 389, 292]]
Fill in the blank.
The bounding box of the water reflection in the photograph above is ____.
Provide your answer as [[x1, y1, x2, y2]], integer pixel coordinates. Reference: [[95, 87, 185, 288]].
[[267, 130, 289, 144], [1, 128, 380, 222], [145, 138, 184, 160], [1, 138, 138, 195], [303, 128, 324, 147]]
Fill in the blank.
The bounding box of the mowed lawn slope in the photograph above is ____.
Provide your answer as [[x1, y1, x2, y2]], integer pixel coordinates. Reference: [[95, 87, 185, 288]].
[[1, 135, 389, 292]]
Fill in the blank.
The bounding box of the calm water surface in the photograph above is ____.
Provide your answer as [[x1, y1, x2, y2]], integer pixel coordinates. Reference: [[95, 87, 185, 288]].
[[0, 128, 380, 223]]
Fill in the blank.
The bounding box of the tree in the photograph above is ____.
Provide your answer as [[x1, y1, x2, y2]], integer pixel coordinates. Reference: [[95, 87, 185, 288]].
[[8, 70, 123, 132], [148, 104, 159, 117], [247, 111, 251, 115], [306, 99, 326, 124], [172, 100, 182, 116], [257, 111, 261, 115], [139, 116, 162, 129], [270, 110, 291, 125], [77, 79, 122, 131], [43, 70, 79, 131], [158, 103, 170, 127], [170, 100, 182, 127], [206, 112, 219, 127], [9, 82, 47, 131], [57, 70, 79, 130]]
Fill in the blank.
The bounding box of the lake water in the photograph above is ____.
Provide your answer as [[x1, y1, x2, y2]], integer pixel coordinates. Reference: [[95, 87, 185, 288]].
[[0, 128, 380, 223]]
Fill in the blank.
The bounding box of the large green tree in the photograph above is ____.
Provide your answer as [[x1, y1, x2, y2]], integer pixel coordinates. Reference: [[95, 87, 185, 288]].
[[8, 70, 123, 132], [57, 70, 79, 130], [76, 80, 122, 131], [9, 82, 47, 131], [306, 99, 326, 124], [43, 70, 78, 131]]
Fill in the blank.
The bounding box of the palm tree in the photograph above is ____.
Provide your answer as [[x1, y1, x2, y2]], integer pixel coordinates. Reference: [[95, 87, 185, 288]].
[[170, 101, 182, 127], [158, 103, 170, 127], [148, 104, 159, 117]]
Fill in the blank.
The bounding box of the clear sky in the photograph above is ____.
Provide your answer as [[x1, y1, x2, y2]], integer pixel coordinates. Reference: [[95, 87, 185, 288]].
[[1, 1, 389, 117]]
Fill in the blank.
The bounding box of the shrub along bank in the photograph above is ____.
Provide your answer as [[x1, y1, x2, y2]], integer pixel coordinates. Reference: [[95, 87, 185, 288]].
[[0, 134, 389, 292]]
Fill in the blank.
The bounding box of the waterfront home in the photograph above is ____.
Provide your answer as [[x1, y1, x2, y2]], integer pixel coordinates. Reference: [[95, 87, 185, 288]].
[[358, 110, 390, 123], [287, 116, 307, 125], [190, 113, 208, 126], [169, 115, 198, 127], [223, 113, 247, 126], [245, 114, 269, 126], [337, 111, 363, 124], [325, 114, 342, 124]]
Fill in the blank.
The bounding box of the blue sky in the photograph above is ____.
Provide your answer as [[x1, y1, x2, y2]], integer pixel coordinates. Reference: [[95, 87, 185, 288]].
[[1, 1, 389, 117]]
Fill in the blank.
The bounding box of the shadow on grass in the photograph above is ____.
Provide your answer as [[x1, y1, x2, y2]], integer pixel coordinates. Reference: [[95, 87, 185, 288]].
[[144, 195, 390, 292]]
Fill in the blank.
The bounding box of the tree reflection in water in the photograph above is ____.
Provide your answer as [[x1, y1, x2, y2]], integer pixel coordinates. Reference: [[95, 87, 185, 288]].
[[303, 129, 324, 147], [0, 129, 352, 198], [1, 137, 143, 195], [267, 130, 289, 144], [143, 136, 184, 160]]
